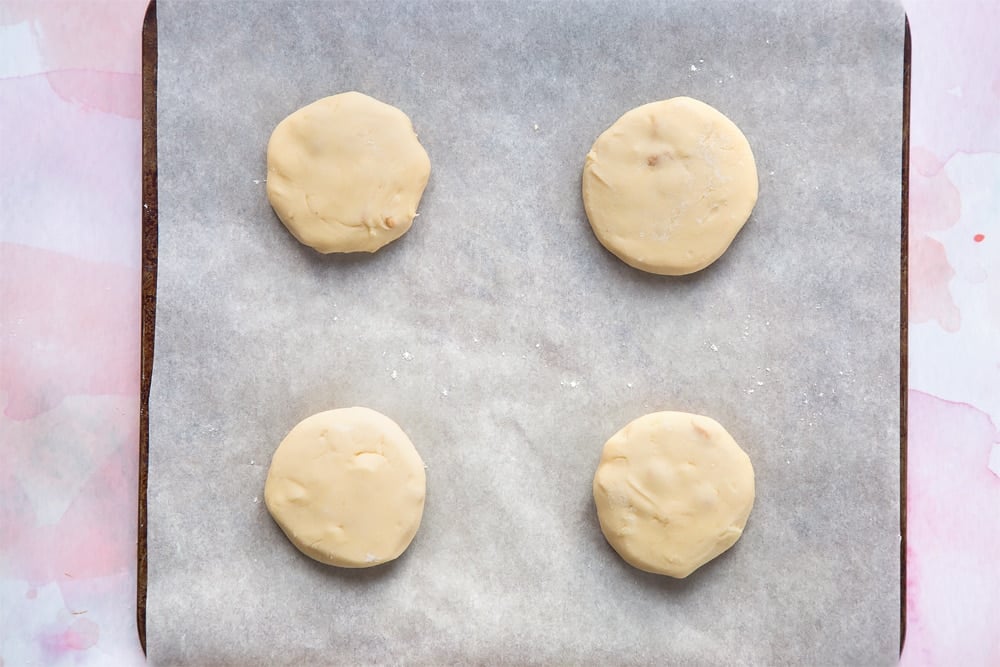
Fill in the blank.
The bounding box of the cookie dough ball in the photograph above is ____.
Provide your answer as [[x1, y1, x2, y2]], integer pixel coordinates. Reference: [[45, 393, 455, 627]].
[[264, 407, 426, 568], [593, 411, 755, 578], [582, 97, 758, 275], [266, 92, 431, 253]]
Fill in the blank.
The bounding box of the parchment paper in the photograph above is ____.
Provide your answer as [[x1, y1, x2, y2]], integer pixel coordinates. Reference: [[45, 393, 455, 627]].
[[148, 1, 904, 664]]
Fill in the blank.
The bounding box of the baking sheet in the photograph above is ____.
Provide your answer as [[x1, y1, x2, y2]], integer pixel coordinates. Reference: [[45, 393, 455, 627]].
[[147, 1, 904, 664]]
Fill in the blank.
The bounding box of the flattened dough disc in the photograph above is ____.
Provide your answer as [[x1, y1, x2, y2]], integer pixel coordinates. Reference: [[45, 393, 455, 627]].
[[582, 97, 758, 275], [264, 407, 426, 568], [266, 92, 431, 253], [593, 411, 755, 578]]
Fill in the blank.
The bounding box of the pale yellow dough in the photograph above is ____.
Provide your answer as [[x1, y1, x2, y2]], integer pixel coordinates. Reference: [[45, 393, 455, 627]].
[[266, 92, 431, 253], [582, 97, 758, 275], [593, 411, 755, 578], [264, 407, 426, 568]]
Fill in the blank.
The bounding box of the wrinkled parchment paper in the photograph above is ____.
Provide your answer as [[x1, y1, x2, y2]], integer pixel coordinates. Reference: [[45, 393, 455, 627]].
[[148, 1, 904, 663]]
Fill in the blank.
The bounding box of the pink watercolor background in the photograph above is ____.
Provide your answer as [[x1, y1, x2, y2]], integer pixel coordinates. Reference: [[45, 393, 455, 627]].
[[0, 1, 997, 664]]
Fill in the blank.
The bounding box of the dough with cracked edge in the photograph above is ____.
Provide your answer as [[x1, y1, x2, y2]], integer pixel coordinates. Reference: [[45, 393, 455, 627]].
[[582, 96, 758, 275], [592, 411, 755, 578], [266, 91, 431, 253], [264, 407, 426, 568]]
